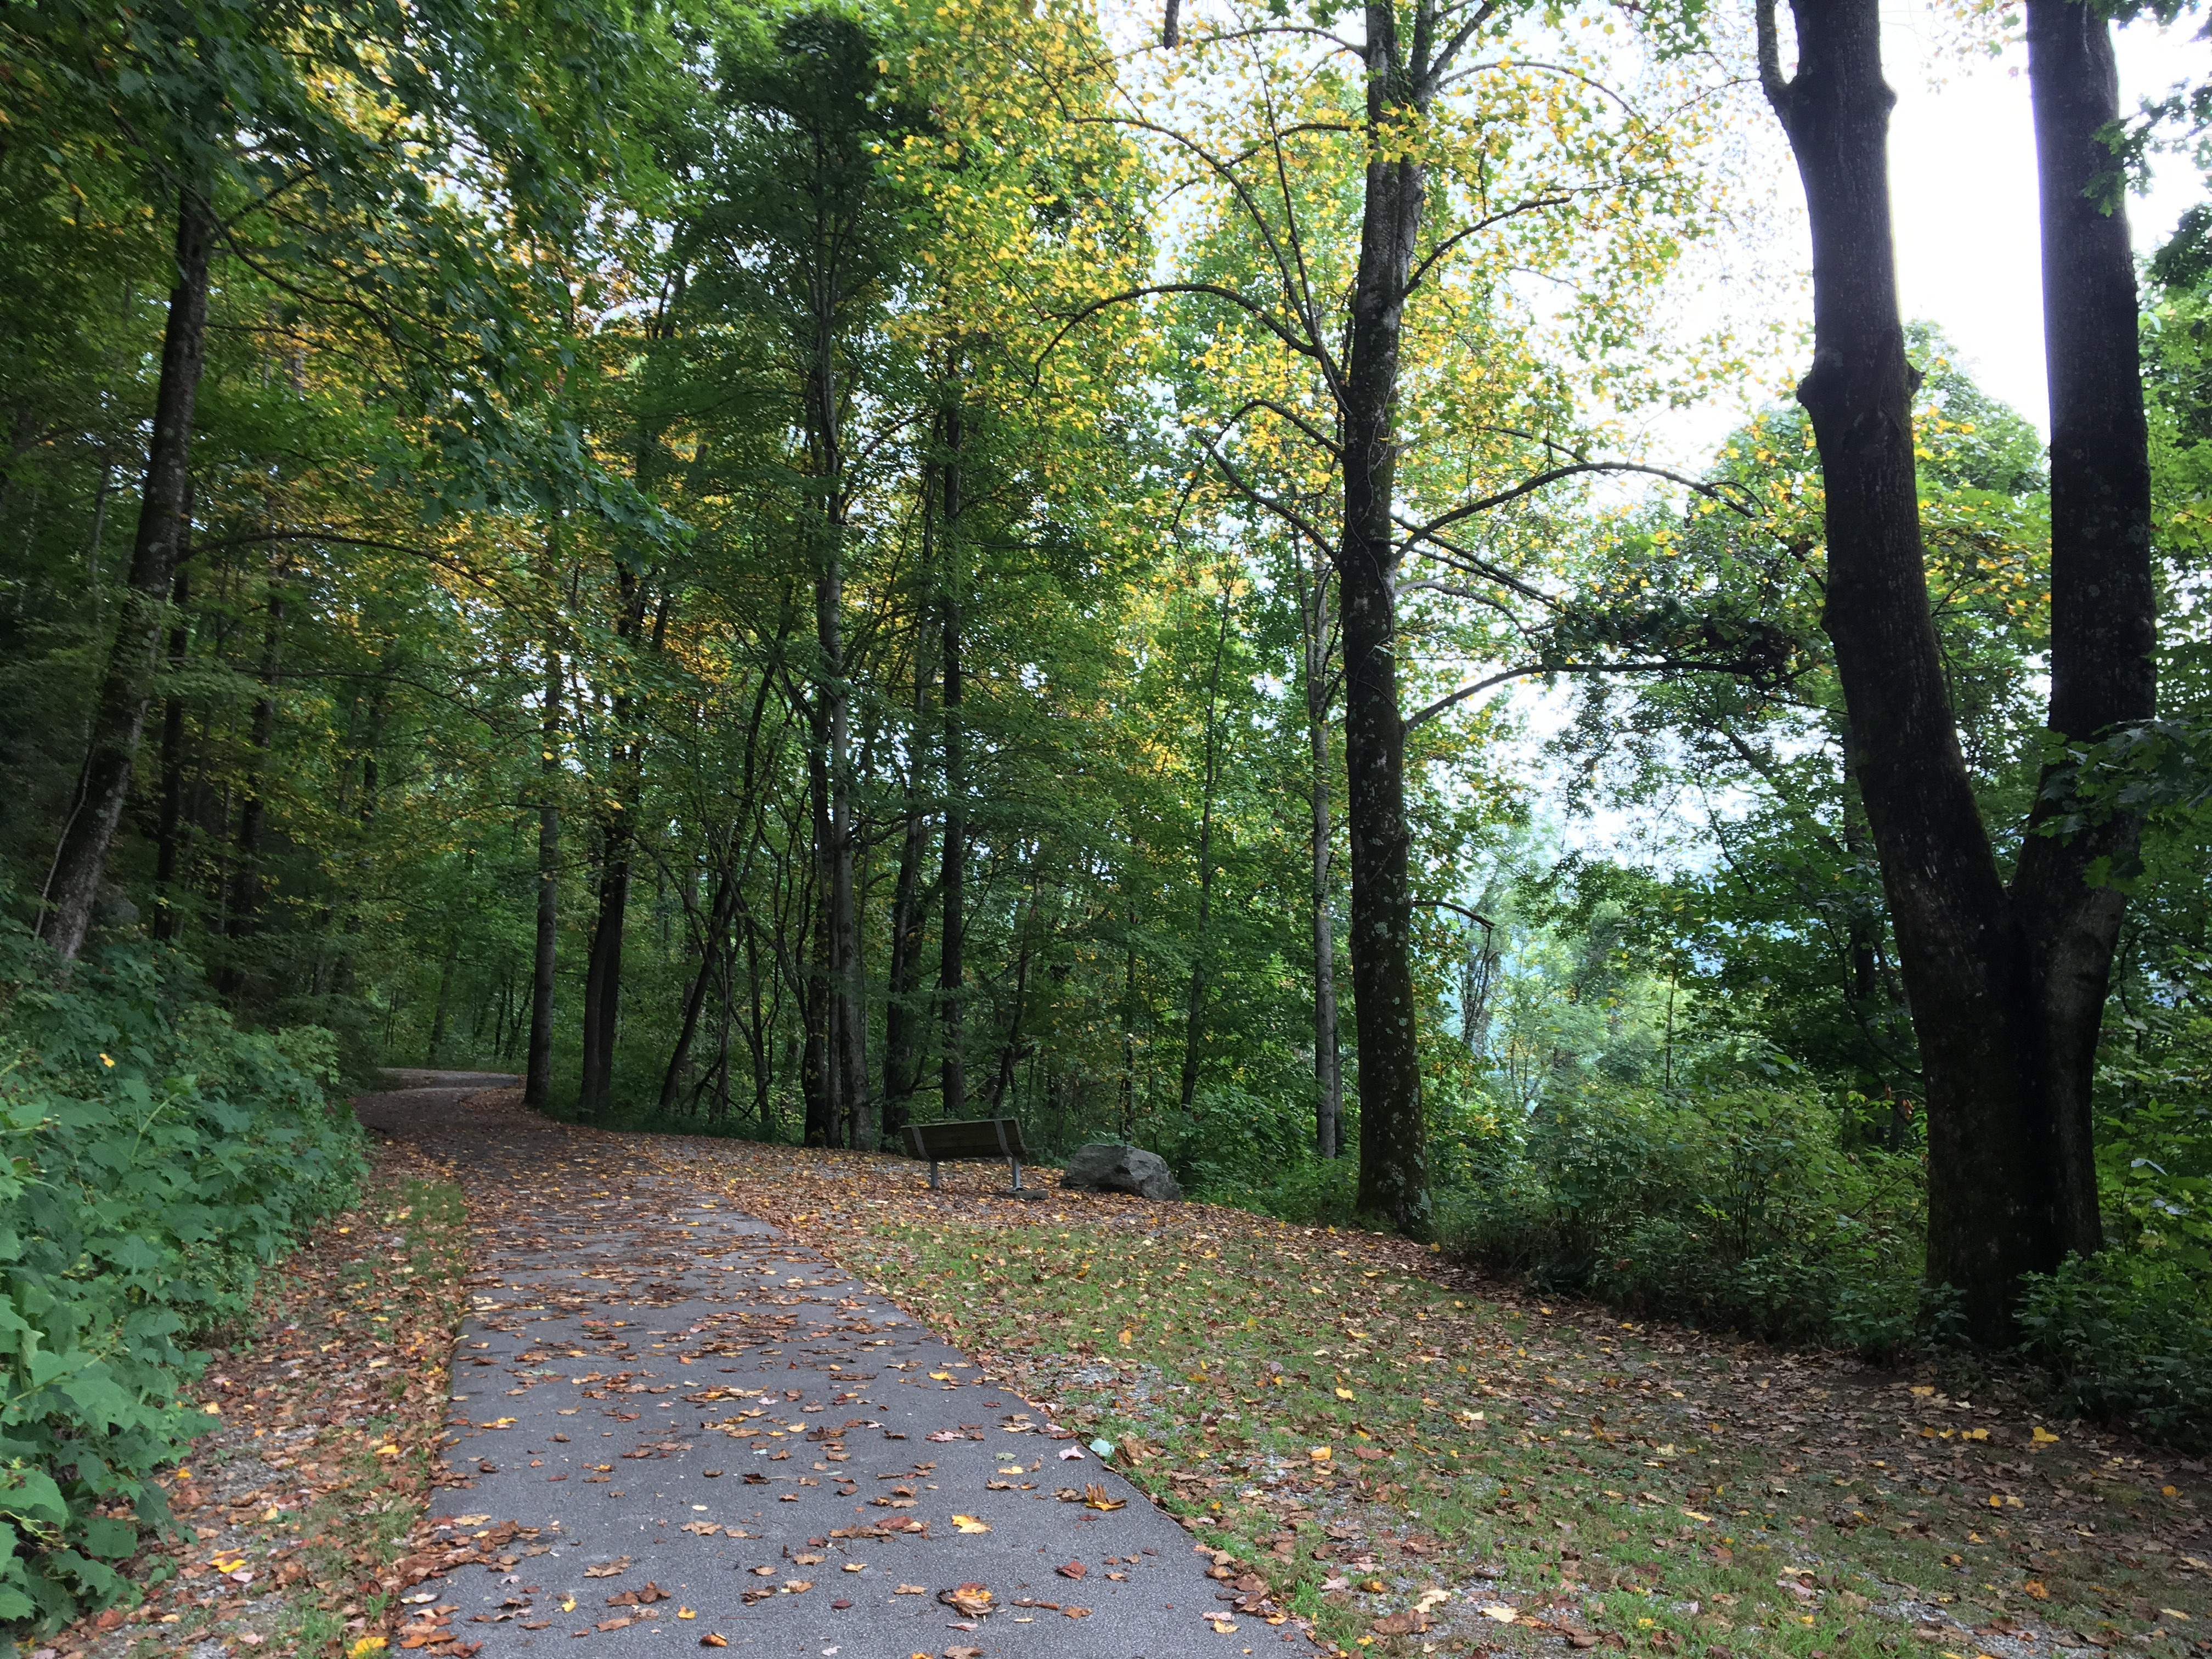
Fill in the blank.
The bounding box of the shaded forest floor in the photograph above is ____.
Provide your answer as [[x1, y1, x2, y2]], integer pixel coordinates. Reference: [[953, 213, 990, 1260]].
[[39, 1089, 2212, 1659]]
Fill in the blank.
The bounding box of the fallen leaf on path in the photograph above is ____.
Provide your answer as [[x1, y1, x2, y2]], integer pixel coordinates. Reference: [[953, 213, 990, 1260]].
[[1081, 1482, 1123, 1511], [950, 1514, 991, 1533], [1481, 1605, 1520, 1622], [1056, 1561, 1086, 1579], [698, 1636, 727, 1649], [1374, 1610, 1432, 1635], [584, 1557, 631, 1578], [939, 1583, 993, 1616]]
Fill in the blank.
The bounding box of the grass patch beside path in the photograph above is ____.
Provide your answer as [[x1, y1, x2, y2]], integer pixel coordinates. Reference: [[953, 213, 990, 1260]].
[[682, 1141, 2212, 1659], [41, 1139, 474, 1659]]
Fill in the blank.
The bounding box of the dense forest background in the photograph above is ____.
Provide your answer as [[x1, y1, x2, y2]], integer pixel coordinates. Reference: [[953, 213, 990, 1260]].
[[6, 0, 2212, 1504]]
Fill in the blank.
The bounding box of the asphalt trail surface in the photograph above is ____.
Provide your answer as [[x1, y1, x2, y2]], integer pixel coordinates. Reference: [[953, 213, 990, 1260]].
[[356, 1074, 1282, 1659]]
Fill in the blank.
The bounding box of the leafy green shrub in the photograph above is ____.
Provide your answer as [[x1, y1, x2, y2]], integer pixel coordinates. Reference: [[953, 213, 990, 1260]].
[[1436, 1082, 1923, 1347], [0, 924, 365, 1628], [2016, 1080, 2212, 1447], [2017, 1250, 2212, 1449]]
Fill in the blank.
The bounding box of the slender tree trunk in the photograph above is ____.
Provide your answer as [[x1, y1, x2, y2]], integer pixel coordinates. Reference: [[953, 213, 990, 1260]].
[[42, 178, 216, 961], [1178, 594, 1234, 1111], [153, 561, 192, 942], [580, 831, 632, 1112], [428, 944, 458, 1064], [1339, 7, 1430, 1228], [986, 867, 1040, 1115], [882, 783, 931, 1137], [1759, 0, 2151, 1336], [526, 642, 563, 1108], [579, 571, 650, 1115], [939, 407, 969, 1119], [221, 570, 284, 980], [804, 723, 837, 1145], [2013, 0, 2156, 1259], [1304, 578, 1343, 1159], [661, 867, 736, 1111]]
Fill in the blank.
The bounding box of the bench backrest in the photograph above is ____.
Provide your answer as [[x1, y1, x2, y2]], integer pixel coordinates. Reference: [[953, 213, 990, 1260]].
[[904, 1118, 1027, 1161]]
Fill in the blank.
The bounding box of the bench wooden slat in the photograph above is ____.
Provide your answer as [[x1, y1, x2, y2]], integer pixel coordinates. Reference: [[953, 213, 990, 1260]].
[[904, 1119, 1027, 1160], [902, 1118, 1032, 1195]]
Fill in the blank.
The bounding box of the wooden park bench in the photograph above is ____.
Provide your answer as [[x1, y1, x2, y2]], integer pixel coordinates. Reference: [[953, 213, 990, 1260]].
[[902, 1118, 1040, 1199]]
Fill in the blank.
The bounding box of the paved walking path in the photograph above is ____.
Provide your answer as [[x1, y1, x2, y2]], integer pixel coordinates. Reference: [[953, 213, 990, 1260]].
[[356, 1075, 1287, 1659]]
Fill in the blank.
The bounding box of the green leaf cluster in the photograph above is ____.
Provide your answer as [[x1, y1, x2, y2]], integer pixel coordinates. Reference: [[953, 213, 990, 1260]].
[[0, 921, 364, 1629]]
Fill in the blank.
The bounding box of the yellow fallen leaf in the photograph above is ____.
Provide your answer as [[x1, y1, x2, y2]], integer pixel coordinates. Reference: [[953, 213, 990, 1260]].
[[2163, 1611, 2191, 1622], [1335, 1388, 1356, 1401], [930, 1372, 952, 1381], [376, 1443, 402, 1457], [2032, 1426, 2059, 1444], [677, 1607, 696, 1620], [1680, 1510, 1712, 1522], [951, 1515, 991, 1533], [1310, 1446, 1332, 1462], [1118, 1329, 1133, 1346], [1482, 1605, 1519, 1623]]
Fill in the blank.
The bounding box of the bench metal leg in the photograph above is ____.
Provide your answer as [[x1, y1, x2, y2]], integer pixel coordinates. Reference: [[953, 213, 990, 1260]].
[[1009, 1156, 1023, 1191], [929, 1160, 942, 1190]]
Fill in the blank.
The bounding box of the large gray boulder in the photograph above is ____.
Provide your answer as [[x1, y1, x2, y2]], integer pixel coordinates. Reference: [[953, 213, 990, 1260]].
[[1063, 1143, 1183, 1201]]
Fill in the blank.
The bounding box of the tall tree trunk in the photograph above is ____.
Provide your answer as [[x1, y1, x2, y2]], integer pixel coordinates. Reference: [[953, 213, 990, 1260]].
[[882, 781, 932, 1138], [939, 407, 969, 1119], [153, 560, 192, 942], [661, 866, 736, 1111], [1178, 594, 1234, 1111], [580, 823, 633, 1113], [1302, 567, 1343, 1159], [578, 569, 650, 1115], [2013, 0, 2155, 1259], [220, 569, 284, 984], [985, 867, 1040, 1115], [1339, 0, 1430, 1229], [1759, 0, 2152, 1338], [526, 641, 563, 1108], [41, 179, 215, 961], [428, 943, 458, 1064], [804, 720, 837, 1146]]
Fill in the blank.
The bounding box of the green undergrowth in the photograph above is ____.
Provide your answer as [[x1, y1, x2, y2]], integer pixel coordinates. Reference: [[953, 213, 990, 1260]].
[[836, 1201, 2209, 1659], [0, 923, 365, 1635]]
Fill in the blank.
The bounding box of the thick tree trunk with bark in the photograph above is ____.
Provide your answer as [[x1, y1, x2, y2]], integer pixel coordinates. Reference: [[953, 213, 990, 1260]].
[[2015, 0, 2156, 1259], [1759, 0, 2153, 1337], [1340, 0, 1430, 1229], [42, 180, 215, 961]]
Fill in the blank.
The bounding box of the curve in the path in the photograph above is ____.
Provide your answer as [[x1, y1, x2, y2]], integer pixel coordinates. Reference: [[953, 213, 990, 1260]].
[[354, 1077, 1300, 1659]]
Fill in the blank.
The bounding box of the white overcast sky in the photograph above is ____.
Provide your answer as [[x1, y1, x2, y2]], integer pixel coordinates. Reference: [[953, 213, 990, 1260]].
[[1884, 4, 2210, 435]]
